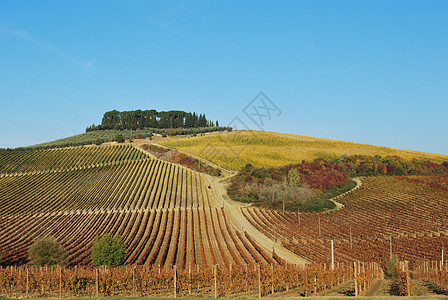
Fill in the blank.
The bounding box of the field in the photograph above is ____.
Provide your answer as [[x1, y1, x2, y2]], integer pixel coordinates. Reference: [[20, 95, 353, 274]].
[[0, 145, 279, 267], [2, 132, 448, 298], [159, 130, 448, 170], [0, 263, 382, 298], [243, 176, 448, 267]]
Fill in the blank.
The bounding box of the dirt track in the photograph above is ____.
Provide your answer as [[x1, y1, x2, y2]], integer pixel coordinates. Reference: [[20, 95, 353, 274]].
[[205, 174, 309, 265]]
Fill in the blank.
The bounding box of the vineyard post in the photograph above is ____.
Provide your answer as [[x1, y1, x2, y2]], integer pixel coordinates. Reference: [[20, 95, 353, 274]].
[[40, 266, 44, 294], [331, 240, 334, 270], [304, 264, 308, 297], [59, 266, 62, 299], [350, 227, 352, 249], [318, 217, 321, 236], [214, 264, 217, 299], [390, 236, 392, 258], [188, 265, 191, 295], [174, 265, 177, 298], [229, 264, 232, 291], [282, 201, 285, 215], [406, 261, 411, 296], [95, 268, 99, 297], [258, 264, 261, 299], [353, 262, 358, 297], [26, 267, 29, 298], [132, 267, 136, 297], [297, 208, 300, 225], [442, 246, 444, 267], [271, 264, 274, 295]]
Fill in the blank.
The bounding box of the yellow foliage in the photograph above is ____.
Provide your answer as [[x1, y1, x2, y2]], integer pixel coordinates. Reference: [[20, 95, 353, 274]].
[[159, 131, 448, 170]]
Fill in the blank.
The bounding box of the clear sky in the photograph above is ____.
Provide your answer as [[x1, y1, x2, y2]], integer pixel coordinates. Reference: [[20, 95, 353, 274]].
[[1, 0, 447, 154]]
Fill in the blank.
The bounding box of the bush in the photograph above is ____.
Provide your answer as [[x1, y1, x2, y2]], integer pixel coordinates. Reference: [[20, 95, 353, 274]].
[[28, 237, 67, 266], [114, 134, 125, 143], [385, 254, 399, 278], [91, 234, 126, 267]]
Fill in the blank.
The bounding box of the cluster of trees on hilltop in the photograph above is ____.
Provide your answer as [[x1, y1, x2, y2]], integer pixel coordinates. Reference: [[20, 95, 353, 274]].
[[86, 109, 220, 131]]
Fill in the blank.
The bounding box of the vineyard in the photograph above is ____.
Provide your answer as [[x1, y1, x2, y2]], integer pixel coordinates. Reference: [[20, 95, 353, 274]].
[[242, 176, 448, 267], [0, 145, 277, 267], [159, 131, 448, 169], [0, 145, 146, 174], [0, 262, 383, 298]]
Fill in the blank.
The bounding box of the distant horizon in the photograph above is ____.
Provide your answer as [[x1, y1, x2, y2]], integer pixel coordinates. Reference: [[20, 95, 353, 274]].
[[1, 1, 447, 155]]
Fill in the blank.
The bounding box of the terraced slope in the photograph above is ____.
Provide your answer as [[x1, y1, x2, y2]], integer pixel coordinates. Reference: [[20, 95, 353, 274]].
[[0, 145, 279, 267], [242, 176, 448, 267], [0, 145, 147, 174]]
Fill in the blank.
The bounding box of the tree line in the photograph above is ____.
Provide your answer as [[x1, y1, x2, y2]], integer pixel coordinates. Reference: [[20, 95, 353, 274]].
[[86, 109, 220, 131], [228, 154, 448, 212]]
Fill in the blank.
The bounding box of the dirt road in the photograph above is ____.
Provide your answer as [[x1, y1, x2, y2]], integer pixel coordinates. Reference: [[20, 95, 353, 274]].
[[205, 174, 309, 265]]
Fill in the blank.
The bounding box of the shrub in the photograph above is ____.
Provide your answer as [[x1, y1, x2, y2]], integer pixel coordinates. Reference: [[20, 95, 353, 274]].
[[28, 236, 67, 266], [385, 254, 399, 278], [114, 134, 125, 143], [91, 234, 126, 267]]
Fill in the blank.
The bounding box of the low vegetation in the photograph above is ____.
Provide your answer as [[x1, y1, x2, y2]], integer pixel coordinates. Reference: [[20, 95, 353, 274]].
[[142, 143, 221, 176], [228, 154, 448, 212], [28, 236, 67, 266], [159, 130, 448, 170], [385, 254, 400, 278], [10, 127, 231, 150]]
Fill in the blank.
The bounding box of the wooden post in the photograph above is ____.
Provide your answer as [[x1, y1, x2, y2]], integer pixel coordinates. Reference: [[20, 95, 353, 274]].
[[40, 266, 44, 294], [59, 266, 62, 299], [390, 236, 393, 258], [318, 217, 321, 236], [214, 264, 217, 299], [132, 267, 136, 297], [174, 265, 177, 298], [229, 264, 232, 291], [297, 208, 300, 225], [350, 227, 352, 249], [304, 264, 308, 297], [189, 265, 192, 295], [282, 201, 285, 215], [258, 264, 262, 298], [271, 264, 274, 295], [95, 268, 99, 297], [442, 246, 444, 267], [331, 240, 335, 270], [245, 264, 248, 292], [353, 262, 358, 297], [26, 267, 29, 298], [406, 261, 411, 296]]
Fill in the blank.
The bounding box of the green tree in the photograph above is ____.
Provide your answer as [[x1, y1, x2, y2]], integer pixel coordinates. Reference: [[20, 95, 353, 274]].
[[28, 237, 67, 266], [91, 234, 126, 267]]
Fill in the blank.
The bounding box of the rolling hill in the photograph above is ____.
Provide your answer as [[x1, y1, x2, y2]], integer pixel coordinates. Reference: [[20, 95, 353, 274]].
[[2, 129, 448, 297], [159, 130, 448, 170], [0, 144, 299, 266]]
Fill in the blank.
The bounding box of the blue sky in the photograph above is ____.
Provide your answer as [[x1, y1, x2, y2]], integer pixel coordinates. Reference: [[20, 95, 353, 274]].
[[1, 0, 447, 155]]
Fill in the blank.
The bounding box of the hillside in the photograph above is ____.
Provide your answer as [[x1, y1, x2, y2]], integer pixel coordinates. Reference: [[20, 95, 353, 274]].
[[244, 176, 448, 266], [159, 130, 448, 170], [0, 145, 301, 266]]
